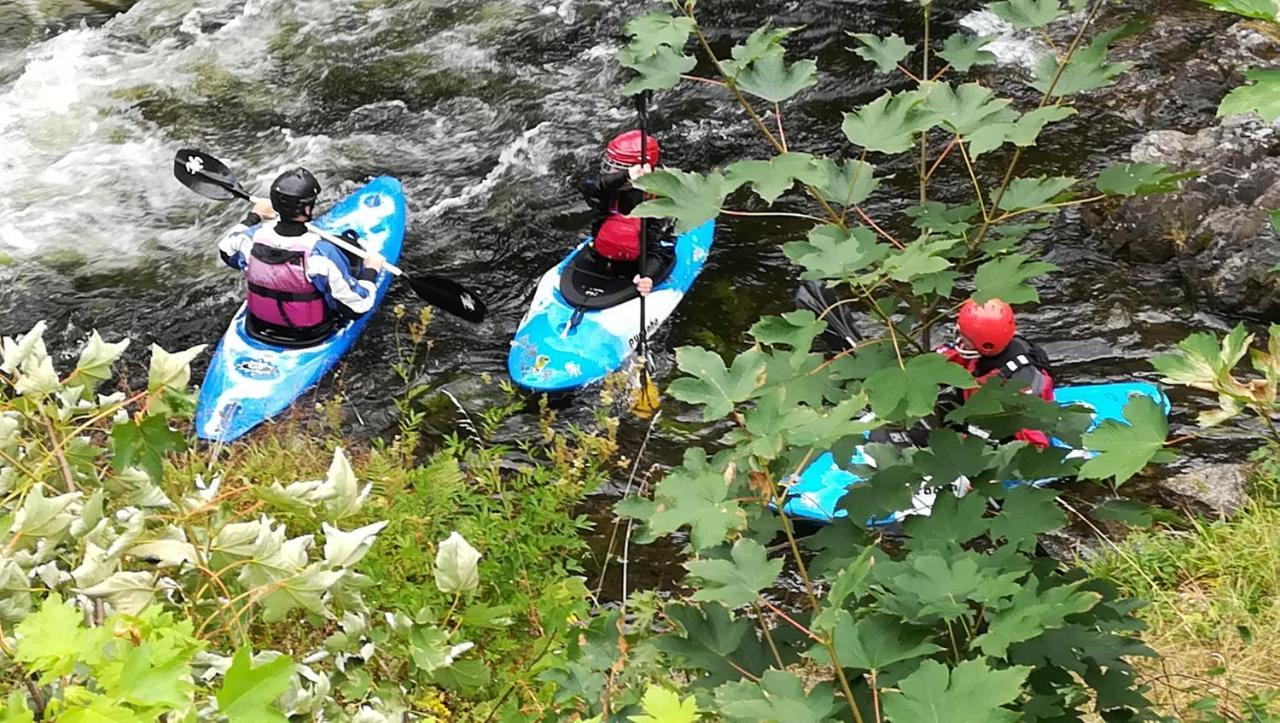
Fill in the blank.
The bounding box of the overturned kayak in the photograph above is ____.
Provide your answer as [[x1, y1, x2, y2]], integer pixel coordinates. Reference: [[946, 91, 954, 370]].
[[781, 381, 1171, 526], [195, 176, 407, 442], [508, 220, 715, 392]]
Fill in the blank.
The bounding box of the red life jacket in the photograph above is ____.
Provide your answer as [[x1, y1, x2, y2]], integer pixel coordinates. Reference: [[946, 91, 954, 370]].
[[592, 197, 642, 261], [244, 230, 329, 331], [944, 337, 1055, 448]]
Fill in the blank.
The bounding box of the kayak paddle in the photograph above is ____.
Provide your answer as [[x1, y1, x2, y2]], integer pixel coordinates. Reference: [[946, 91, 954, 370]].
[[630, 92, 661, 418], [173, 148, 488, 323]]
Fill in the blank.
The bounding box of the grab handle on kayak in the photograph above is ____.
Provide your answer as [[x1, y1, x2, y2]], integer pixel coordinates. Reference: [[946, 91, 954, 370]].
[[559, 308, 586, 338]]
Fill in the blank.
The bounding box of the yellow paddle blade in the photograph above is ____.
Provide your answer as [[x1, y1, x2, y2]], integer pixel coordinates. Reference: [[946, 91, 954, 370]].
[[631, 374, 661, 418]]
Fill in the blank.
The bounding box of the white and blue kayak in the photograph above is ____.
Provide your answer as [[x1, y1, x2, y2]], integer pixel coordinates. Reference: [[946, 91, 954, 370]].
[[782, 381, 1171, 526], [508, 220, 715, 392], [195, 176, 407, 442]]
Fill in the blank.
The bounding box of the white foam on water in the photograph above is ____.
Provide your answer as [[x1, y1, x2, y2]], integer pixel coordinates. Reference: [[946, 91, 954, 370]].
[[959, 9, 1052, 72], [419, 122, 555, 221]]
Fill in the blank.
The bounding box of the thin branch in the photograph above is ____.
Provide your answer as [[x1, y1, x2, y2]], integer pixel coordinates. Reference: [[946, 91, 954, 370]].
[[989, 194, 1108, 224], [775, 102, 788, 152], [925, 136, 960, 181], [761, 598, 823, 641], [680, 73, 725, 87], [753, 602, 786, 669], [721, 209, 829, 223], [958, 141, 989, 221], [854, 206, 906, 249]]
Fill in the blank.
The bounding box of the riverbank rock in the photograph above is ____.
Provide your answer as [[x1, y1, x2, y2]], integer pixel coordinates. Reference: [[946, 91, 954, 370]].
[[1156, 463, 1250, 518], [1085, 10, 1280, 320]]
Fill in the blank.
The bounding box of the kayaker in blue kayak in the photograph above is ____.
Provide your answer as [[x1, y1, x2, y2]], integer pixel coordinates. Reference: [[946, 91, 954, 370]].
[[577, 130, 675, 297], [218, 168, 386, 345], [936, 298, 1055, 447]]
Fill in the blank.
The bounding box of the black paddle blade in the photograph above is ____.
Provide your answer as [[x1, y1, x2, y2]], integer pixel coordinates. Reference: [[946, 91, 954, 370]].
[[173, 149, 248, 201], [407, 274, 488, 323]]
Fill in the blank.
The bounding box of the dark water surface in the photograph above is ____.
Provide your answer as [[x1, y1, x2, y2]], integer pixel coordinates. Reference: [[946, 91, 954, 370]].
[[0, 0, 1256, 595]]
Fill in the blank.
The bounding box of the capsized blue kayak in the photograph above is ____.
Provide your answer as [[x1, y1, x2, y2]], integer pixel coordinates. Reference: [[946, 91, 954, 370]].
[[508, 220, 715, 392], [195, 176, 407, 442], [781, 381, 1171, 526]]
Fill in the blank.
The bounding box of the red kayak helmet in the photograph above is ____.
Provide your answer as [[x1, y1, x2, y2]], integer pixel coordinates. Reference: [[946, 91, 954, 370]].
[[958, 298, 1016, 357], [604, 130, 661, 170]]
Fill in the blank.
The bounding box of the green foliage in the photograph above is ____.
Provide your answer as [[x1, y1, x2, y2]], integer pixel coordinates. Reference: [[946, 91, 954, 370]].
[[851, 33, 914, 73], [630, 686, 701, 723], [216, 648, 293, 723], [617, 14, 696, 94], [109, 415, 186, 482], [1199, 0, 1279, 21], [1096, 162, 1198, 195], [1218, 69, 1280, 122], [1152, 323, 1280, 430], [937, 33, 996, 72], [561, 2, 1185, 720], [1078, 395, 1176, 483]]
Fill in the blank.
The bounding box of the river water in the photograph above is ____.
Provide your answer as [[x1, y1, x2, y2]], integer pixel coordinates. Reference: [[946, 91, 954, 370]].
[[0, 0, 1257, 590]]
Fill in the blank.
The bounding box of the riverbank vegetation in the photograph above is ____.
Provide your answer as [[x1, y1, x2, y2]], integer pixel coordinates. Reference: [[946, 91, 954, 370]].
[[2, 0, 1279, 720]]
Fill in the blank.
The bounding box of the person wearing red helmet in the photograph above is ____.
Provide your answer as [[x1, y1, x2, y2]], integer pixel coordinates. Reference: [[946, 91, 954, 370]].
[[576, 130, 675, 296], [936, 298, 1055, 447]]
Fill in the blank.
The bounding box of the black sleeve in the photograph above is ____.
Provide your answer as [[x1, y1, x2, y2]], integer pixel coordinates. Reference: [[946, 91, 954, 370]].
[[356, 267, 378, 283], [242, 212, 262, 226], [578, 172, 629, 214]]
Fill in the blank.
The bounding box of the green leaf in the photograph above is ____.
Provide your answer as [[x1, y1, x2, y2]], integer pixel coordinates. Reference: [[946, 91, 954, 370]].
[[937, 33, 996, 72], [1096, 162, 1197, 195], [215, 648, 293, 723], [685, 538, 785, 608], [815, 158, 879, 207], [618, 44, 698, 95], [880, 659, 1032, 723], [668, 346, 767, 420], [1151, 325, 1251, 393], [630, 686, 700, 723], [622, 13, 696, 54], [109, 414, 187, 483], [875, 551, 1023, 621], [972, 253, 1058, 304], [784, 225, 889, 281], [989, 0, 1065, 29], [903, 491, 990, 549], [632, 169, 736, 233], [986, 486, 1067, 551], [973, 580, 1100, 656], [112, 643, 191, 708], [850, 33, 915, 73], [812, 547, 875, 633], [56, 696, 145, 723], [864, 351, 975, 420], [751, 310, 827, 352], [966, 106, 1077, 160], [1198, 0, 1279, 21], [74, 331, 129, 390], [434, 531, 481, 594], [996, 176, 1077, 212], [843, 91, 930, 154], [145, 343, 204, 416], [809, 611, 941, 671], [14, 594, 94, 682], [715, 670, 838, 722], [882, 237, 958, 284], [1218, 69, 1280, 122], [723, 26, 801, 77], [654, 602, 763, 682], [1031, 23, 1138, 98], [735, 53, 818, 103], [924, 82, 1017, 136], [1092, 499, 1156, 526], [912, 429, 996, 485], [0, 691, 34, 723], [1078, 395, 1174, 484], [725, 153, 826, 204], [1271, 209, 1280, 236], [634, 450, 747, 550]]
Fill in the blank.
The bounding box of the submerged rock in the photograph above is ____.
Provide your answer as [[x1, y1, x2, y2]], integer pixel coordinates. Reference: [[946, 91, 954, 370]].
[[1157, 463, 1250, 518]]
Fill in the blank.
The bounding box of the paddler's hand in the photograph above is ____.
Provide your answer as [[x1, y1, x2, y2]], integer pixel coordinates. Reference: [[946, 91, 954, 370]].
[[250, 197, 277, 220], [364, 252, 386, 273], [634, 275, 653, 297], [628, 163, 653, 181]]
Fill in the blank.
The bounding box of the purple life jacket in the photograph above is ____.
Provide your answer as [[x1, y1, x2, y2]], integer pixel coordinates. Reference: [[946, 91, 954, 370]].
[[244, 235, 329, 331]]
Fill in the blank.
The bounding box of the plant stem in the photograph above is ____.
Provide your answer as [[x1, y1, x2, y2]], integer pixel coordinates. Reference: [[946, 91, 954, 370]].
[[958, 141, 989, 222], [481, 627, 559, 723], [872, 669, 883, 723], [918, 2, 932, 205], [753, 601, 785, 668], [680, 73, 725, 87], [760, 598, 823, 641], [972, 0, 1106, 249], [721, 209, 828, 223], [854, 205, 906, 249], [41, 414, 76, 493], [775, 102, 788, 152]]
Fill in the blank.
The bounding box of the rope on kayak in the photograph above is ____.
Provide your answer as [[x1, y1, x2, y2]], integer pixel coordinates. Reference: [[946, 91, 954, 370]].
[[591, 409, 662, 613]]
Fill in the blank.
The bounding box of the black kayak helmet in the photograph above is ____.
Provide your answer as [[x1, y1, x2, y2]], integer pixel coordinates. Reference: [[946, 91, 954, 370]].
[[269, 168, 321, 219]]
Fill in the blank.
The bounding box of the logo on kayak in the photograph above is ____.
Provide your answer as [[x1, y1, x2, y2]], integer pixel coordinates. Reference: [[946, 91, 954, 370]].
[[234, 356, 279, 379], [461, 294, 476, 312], [184, 156, 204, 175], [533, 355, 550, 372]]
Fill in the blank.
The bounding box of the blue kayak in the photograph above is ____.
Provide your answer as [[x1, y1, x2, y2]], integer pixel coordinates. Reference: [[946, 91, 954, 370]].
[[508, 220, 715, 392], [195, 176, 407, 442], [781, 381, 1171, 525]]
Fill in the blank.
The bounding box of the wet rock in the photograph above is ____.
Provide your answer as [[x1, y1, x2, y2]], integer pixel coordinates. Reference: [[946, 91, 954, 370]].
[[1157, 463, 1250, 518]]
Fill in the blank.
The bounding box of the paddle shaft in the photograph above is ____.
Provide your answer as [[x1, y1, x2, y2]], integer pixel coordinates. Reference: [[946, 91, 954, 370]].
[[209, 175, 405, 276], [636, 94, 650, 363]]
